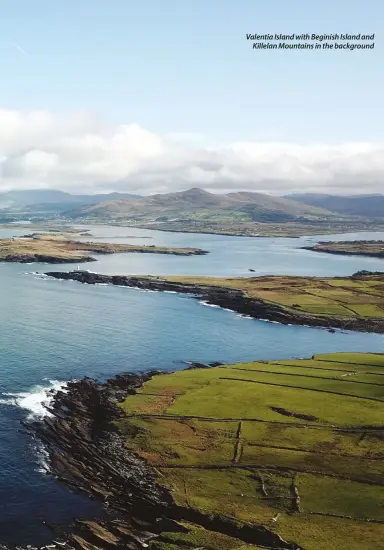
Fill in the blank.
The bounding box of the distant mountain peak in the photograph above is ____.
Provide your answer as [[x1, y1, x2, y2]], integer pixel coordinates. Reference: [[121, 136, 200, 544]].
[[178, 188, 213, 196], [63, 187, 340, 222]]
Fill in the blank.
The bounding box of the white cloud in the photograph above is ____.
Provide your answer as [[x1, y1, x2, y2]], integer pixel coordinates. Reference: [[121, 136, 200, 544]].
[[0, 109, 383, 195]]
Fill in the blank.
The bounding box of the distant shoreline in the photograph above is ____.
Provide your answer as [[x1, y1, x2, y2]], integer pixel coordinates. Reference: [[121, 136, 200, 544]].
[[3, 220, 384, 239]]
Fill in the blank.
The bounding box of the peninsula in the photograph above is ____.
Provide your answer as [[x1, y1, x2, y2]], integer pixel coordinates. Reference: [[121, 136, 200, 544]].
[[24, 351, 384, 550], [45, 271, 384, 333], [132, 220, 384, 238], [303, 240, 384, 258], [0, 235, 207, 263]]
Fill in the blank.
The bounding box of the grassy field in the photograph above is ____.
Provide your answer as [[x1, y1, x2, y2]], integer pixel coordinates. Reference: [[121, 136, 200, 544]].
[[163, 274, 384, 319], [117, 352, 384, 550]]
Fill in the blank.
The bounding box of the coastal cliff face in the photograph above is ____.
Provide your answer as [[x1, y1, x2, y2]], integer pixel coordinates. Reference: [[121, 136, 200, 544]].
[[24, 373, 178, 549], [19, 372, 302, 550], [44, 271, 384, 334]]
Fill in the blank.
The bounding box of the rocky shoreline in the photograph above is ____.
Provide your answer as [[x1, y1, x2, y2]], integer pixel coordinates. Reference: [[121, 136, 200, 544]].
[[44, 271, 384, 334], [302, 241, 384, 259], [3, 254, 96, 264], [21, 373, 176, 550], [13, 370, 303, 550]]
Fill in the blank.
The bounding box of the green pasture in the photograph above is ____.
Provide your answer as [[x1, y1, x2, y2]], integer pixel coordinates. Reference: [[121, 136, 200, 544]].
[[118, 352, 384, 550]]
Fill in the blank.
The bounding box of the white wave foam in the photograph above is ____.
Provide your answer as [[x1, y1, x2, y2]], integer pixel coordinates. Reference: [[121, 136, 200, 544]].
[[32, 440, 51, 473], [0, 397, 17, 405], [121, 285, 156, 293], [199, 300, 220, 308], [0, 380, 68, 420], [200, 301, 238, 314], [236, 314, 253, 319], [0, 380, 68, 474], [31, 272, 52, 280]]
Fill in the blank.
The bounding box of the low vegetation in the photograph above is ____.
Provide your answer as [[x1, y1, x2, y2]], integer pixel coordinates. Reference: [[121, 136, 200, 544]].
[[44, 271, 384, 332], [117, 352, 384, 550], [164, 273, 384, 319], [303, 240, 384, 258], [0, 235, 206, 263]]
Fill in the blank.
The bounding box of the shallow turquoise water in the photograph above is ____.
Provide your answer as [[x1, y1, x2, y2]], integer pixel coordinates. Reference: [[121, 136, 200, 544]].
[[0, 226, 383, 545]]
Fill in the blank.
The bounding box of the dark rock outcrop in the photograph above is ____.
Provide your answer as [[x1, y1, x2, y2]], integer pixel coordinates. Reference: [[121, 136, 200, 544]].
[[3, 254, 95, 263], [44, 271, 384, 334], [23, 373, 178, 550]]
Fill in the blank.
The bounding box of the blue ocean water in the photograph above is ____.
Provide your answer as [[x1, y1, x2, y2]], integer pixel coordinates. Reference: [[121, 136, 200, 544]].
[[0, 226, 383, 545]]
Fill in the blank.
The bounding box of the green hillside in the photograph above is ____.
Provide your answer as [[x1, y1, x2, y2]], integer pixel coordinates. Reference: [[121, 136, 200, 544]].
[[66, 188, 341, 223]]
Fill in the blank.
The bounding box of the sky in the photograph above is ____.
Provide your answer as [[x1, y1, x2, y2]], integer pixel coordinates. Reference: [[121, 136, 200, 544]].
[[0, 0, 383, 195]]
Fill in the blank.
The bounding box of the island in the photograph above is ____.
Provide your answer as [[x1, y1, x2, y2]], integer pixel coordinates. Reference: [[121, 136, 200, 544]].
[[0, 235, 208, 263], [25, 351, 384, 550], [302, 240, 384, 258], [44, 271, 384, 333]]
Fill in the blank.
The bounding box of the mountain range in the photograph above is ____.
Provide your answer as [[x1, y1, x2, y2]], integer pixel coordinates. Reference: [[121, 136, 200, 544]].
[[64, 188, 339, 223], [0, 188, 383, 225], [0, 189, 140, 212], [285, 193, 384, 219]]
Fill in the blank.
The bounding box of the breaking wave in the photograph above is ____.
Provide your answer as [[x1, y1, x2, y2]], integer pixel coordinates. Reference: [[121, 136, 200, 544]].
[[0, 379, 68, 421]]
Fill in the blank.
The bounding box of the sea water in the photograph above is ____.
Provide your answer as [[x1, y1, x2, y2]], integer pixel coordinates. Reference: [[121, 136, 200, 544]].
[[0, 227, 383, 545]]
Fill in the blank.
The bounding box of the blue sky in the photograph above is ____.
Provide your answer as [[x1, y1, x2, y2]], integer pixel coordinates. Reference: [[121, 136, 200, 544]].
[[0, 1, 382, 195], [1, 0, 382, 143]]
